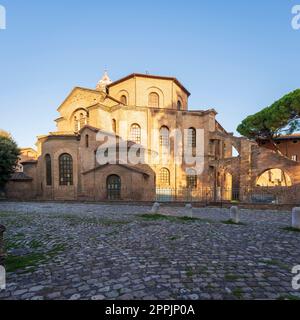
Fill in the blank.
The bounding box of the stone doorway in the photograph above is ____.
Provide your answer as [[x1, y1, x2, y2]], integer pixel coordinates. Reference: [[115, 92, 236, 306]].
[[107, 175, 121, 200]]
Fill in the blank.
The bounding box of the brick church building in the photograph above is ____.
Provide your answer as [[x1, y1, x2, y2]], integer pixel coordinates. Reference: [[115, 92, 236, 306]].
[[5, 72, 300, 204]]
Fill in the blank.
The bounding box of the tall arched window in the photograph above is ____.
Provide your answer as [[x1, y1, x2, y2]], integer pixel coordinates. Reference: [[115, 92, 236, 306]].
[[187, 127, 197, 148], [177, 100, 182, 110], [120, 95, 127, 105], [160, 126, 170, 147], [85, 134, 89, 148], [45, 154, 52, 186], [159, 168, 170, 186], [186, 169, 197, 189], [130, 124, 141, 144], [59, 153, 73, 186], [149, 92, 160, 108], [74, 116, 79, 132]]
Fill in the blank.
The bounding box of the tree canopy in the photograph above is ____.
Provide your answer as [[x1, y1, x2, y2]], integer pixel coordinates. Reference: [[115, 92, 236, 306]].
[[0, 129, 11, 139], [237, 89, 300, 141], [0, 132, 20, 189]]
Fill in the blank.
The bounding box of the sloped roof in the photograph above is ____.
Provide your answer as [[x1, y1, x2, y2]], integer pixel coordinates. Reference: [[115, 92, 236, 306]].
[[108, 73, 191, 97], [82, 163, 150, 178], [274, 134, 300, 141], [57, 87, 123, 112]]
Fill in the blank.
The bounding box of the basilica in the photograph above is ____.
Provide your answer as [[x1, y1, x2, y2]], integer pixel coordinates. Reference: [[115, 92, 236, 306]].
[[6, 72, 300, 204]]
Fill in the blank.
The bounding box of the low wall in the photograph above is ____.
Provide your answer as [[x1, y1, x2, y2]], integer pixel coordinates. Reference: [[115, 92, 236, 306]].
[[5, 181, 36, 200]]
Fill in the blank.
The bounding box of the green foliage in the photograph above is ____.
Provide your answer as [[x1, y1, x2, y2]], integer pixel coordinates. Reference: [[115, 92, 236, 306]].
[[237, 89, 300, 141], [0, 134, 20, 188]]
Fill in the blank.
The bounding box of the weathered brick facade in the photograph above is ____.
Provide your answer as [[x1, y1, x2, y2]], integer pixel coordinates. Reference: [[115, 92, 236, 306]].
[[5, 73, 300, 204]]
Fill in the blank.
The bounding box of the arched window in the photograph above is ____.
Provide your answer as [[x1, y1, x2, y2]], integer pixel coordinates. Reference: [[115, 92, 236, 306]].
[[130, 124, 141, 144], [85, 134, 89, 148], [186, 169, 197, 189], [177, 100, 182, 110], [160, 126, 170, 147], [45, 154, 52, 186], [149, 92, 160, 108], [112, 119, 117, 133], [159, 168, 170, 186], [187, 127, 197, 148], [73, 110, 89, 133], [120, 95, 127, 105], [59, 153, 73, 186], [256, 169, 292, 187]]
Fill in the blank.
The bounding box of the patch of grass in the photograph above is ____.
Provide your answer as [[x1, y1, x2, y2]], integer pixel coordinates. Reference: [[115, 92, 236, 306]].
[[169, 236, 180, 241], [6, 252, 48, 273], [232, 288, 243, 300], [5, 244, 66, 273], [260, 259, 289, 270], [14, 233, 25, 239], [5, 240, 23, 251], [277, 294, 300, 301], [178, 216, 199, 222], [0, 212, 15, 218], [138, 214, 212, 224], [221, 220, 246, 226], [282, 227, 300, 233], [138, 214, 178, 222], [186, 267, 195, 277], [29, 240, 43, 249], [225, 274, 240, 281], [100, 219, 129, 227]]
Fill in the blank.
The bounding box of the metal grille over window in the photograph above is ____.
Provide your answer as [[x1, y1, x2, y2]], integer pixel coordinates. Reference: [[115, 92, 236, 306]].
[[160, 126, 170, 147], [59, 154, 73, 186], [130, 124, 141, 144], [159, 168, 170, 186], [187, 169, 197, 189], [187, 128, 197, 148]]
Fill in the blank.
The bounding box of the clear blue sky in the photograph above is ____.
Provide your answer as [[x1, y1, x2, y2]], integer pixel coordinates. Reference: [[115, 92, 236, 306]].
[[1, 0, 300, 148]]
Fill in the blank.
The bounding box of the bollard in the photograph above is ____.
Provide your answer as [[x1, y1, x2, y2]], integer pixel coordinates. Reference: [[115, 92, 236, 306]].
[[151, 202, 160, 214], [185, 204, 193, 218], [230, 206, 240, 224], [0, 225, 6, 267], [292, 207, 300, 230]]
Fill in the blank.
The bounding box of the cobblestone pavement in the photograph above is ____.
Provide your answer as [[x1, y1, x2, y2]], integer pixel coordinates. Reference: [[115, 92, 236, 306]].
[[0, 202, 300, 300]]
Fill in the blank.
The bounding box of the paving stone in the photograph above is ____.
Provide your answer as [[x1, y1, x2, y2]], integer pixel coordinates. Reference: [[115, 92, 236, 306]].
[[91, 295, 105, 300], [70, 294, 81, 300], [14, 289, 28, 296], [0, 202, 298, 300], [29, 286, 44, 293]]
